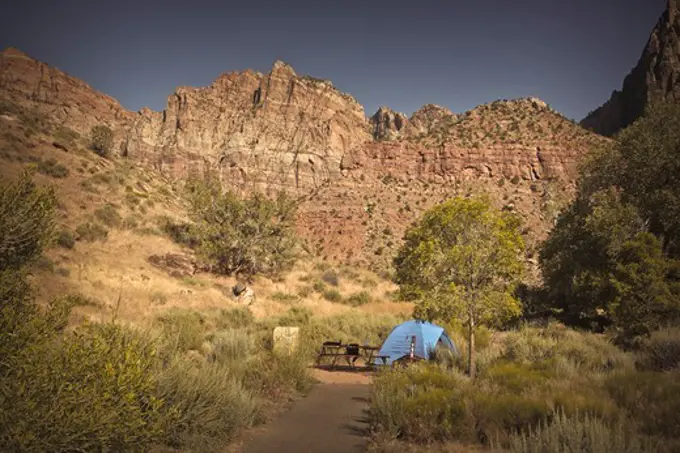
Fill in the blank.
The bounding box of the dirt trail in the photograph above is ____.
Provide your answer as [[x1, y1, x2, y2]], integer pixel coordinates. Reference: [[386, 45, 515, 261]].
[[232, 370, 373, 453]]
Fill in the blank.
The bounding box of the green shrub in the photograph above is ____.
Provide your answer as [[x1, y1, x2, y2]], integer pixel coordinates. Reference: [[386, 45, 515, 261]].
[[94, 204, 122, 227], [36, 157, 69, 178], [347, 290, 372, 306], [156, 359, 260, 452], [296, 285, 313, 298], [216, 307, 255, 330], [322, 288, 343, 302], [0, 171, 56, 270], [209, 329, 253, 364], [637, 327, 680, 371], [313, 280, 327, 292], [473, 392, 552, 443], [501, 324, 632, 374], [503, 410, 658, 453], [321, 269, 340, 286], [90, 125, 114, 158], [606, 370, 680, 440], [56, 229, 76, 249], [482, 361, 554, 393], [75, 222, 109, 242], [370, 365, 474, 442], [155, 309, 207, 353], [243, 351, 313, 399], [2, 323, 167, 452], [53, 126, 80, 149]]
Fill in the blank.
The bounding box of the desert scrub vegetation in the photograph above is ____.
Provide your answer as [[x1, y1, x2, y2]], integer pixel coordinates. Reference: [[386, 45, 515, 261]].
[[75, 221, 109, 242], [368, 323, 679, 451], [90, 124, 113, 157], [162, 176, 299, 279], [0, 173, 326, 452], [94, 203, 122, 227], [36, 157, 69, 178]]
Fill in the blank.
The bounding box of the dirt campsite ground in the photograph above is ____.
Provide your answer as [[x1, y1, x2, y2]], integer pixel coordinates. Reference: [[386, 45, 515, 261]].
[[229, 369, 374, 453]]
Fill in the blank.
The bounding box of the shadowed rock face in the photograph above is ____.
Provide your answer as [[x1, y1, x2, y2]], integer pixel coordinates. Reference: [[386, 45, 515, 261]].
[[581, 0, 680, 136], [0, 47, 607, 269]]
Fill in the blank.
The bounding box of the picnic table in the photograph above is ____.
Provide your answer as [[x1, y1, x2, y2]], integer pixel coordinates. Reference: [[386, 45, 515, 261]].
[[315, 341, 390, 369]]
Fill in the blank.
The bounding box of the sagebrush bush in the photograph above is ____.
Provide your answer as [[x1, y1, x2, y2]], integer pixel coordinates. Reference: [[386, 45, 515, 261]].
[[502, 324, 632, 374], [370, 365, 474, 442], [90, 125, 113, 157], [637, 327, 680, 371], [347, 290, 372, 306], [75, 222, 108, 242], [36, 157, 69, 178], [216, 306, 255, 330], [94, 204, 122, 227], [606, 370, 680, 440], [155, 309, 207, 353], [321, 269, 340, 286], [56, 229, 76, 249], [243, 351, 314, 400], [156, 359, 260, 452], [322, 288, 343, 302], [209, 328, 253, 364], [2, 323, 167, 453], [503, 410, 658, 453]]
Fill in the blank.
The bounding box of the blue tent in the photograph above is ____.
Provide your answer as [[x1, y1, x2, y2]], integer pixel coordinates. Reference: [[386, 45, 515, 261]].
[[374, 320, 458, 366]]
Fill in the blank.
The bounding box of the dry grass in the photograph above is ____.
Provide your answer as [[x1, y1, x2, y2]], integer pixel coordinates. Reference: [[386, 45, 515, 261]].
[[0, 120, 407, 330]]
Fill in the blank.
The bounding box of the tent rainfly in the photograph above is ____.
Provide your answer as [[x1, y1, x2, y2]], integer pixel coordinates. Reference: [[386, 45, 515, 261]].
[[374, 319, 458, 366]]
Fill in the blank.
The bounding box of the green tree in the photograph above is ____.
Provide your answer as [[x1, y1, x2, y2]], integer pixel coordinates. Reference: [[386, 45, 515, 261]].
[[540, 102, 680, 341], [609, 233, 680, 342], [616, 101, 680, 258], [394, 197, 525, 378], [90, 125, 114, 158], [186, 178, 298, 279]]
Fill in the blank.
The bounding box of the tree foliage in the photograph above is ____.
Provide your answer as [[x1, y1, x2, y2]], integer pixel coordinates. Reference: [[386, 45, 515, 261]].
[[184, 178, 298, 279], [394, 197, 525, 377], [540, 102, 680, 341], [90, 125, 114, 158]]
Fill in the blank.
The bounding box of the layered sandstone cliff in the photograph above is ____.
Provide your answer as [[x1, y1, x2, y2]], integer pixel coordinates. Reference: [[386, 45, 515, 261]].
[[581, 0, 680, 135], [0, 47, 607, 270]]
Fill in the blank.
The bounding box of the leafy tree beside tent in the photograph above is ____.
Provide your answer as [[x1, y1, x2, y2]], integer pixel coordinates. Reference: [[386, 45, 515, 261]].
[[394, 197, 525, 378]]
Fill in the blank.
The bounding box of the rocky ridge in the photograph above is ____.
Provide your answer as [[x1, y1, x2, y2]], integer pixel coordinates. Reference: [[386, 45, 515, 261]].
[[0, 47, 607, 271], [581, 0, 680, 135]]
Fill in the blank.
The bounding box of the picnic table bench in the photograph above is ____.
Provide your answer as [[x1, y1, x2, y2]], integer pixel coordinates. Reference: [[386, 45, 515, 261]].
[[316, 341, 388, 369]]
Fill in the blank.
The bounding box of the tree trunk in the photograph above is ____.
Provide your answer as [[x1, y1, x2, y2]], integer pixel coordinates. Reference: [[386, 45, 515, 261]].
[[468, 314, 476, 379]]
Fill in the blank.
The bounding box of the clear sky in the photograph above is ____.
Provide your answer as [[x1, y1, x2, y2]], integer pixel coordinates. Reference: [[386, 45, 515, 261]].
[[0, 0, 667, 120]]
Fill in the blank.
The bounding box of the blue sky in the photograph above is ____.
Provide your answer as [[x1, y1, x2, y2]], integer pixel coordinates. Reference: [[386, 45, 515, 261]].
[[0, 0, 666, 120]]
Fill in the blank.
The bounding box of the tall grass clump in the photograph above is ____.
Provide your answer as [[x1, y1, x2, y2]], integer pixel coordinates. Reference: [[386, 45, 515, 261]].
[[636, 326, 680, 371], [155, 309, 207, 353], [370, 365, 474, 442], [156, 359, 261, 452], [503, 410, 658, 453]]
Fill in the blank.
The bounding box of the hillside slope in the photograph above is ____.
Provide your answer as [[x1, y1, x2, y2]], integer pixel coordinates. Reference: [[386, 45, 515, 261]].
[[0, 47, 608, 272]]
